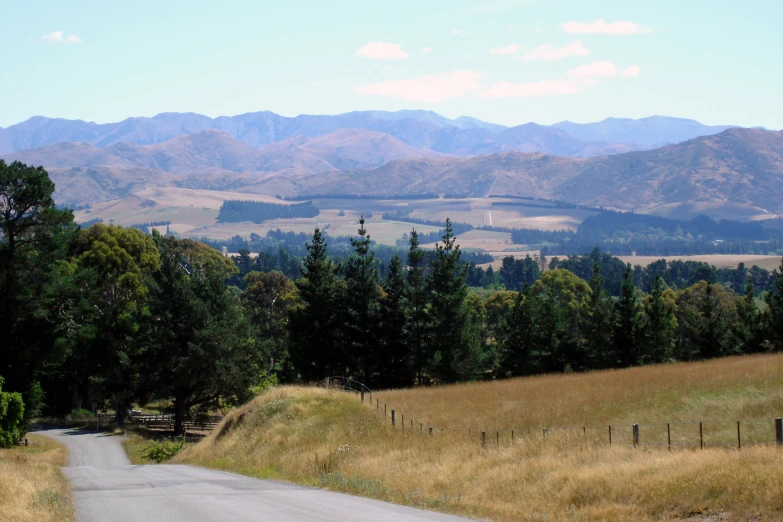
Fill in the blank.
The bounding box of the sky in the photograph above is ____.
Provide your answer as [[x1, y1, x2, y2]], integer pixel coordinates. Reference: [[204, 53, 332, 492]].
[[1, 0, 782, 129]]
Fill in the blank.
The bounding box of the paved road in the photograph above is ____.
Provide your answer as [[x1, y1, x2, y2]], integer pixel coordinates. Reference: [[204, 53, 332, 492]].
[[39, 428, 474, 522]]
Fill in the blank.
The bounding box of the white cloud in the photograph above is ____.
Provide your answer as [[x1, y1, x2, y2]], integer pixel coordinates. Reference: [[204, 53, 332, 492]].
[[479, 79, 582, 98], [622, 64, 641, 78], [421, 47, 434, 54], [310, 81, 321, 87], [517, 41, 589, 61], [355, 42, 409, 60], [41, 30, 82, 43], [489, 44, 520, 55], [452, 28, 466, 36], [568, 60, 619, 80], [353, 70, 482, 102], [561, 19, 650, 35]]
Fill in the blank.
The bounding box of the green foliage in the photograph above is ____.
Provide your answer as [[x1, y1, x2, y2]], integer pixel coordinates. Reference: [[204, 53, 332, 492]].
[[217, 200, 318, 223], [66, 408, 96, 421], [249, 371, 280, 395], [0, 376, 25, 447], [141, 438, 185, 463]]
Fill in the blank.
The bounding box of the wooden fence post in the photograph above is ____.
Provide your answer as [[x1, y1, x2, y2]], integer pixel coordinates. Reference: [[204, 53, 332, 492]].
[[737, 421, 741, 450], [420, 422, 423, 432], [543, 428, 548, 439], [376, 398, 379, 413], [511, 430, 515, 444], [608, 425, 612, 446], [667, 423, 671, 451], [429, 427, 433, 436], [481, 431, 486, 446], [699, 422, 704, 449], [401, 414, 404, 431], [496, 431, 499, 446], [775, 418, 782, 446], [633, 424, 639, 447], [384, 404, 387, 417], [391, 410, 395, 428]]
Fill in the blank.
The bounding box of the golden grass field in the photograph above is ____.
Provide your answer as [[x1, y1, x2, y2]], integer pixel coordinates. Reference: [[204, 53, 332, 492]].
[[0, 434, 74, 522], [177, 354, 783, 521], [617, 255, 783, 271]]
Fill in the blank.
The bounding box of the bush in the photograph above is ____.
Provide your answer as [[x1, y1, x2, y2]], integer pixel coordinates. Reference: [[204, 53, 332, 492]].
[[65, 408, 96, 421], [141, 438, 185, 463], [0, 376, 25, 448]]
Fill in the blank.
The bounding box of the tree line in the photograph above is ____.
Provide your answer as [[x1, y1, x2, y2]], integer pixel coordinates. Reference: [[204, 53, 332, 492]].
[[217, 200, 319, 223], [2, 159, 782, 443]]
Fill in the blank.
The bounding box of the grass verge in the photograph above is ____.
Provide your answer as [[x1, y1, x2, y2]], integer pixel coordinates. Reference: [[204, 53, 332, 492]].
[[0, 434, 74, 522]]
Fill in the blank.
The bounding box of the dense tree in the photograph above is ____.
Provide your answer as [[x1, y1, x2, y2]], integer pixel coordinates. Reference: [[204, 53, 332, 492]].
[[582, 265, 616, 369], [405, 229, 430, 383], [614, 264, 643, 367], [734, 279, 762, 353], [498, 289, 537, 376], [379, 255, 410, 387], [640, 275, 677, 363], [765, 260, 783, 352]]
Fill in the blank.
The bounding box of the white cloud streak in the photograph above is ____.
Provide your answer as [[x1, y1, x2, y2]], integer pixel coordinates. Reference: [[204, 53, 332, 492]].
[[561, 19, 651, 35], [353, 70, 482, 102], [41, 30, 82, 43], [517, 41, 589, 61], [452, 28, 466, 36], [421, 46, 434, 54], [622, 64, 641, 78], [355, 42, 409, 60], [489, 44, 520, 55]]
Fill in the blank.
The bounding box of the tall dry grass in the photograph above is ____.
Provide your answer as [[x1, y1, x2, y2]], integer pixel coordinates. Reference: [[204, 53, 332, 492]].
[[0, 434, 74, 522], [178, 354, 783, 521]]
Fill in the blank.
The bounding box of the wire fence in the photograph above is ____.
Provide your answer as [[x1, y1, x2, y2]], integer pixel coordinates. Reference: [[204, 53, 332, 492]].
[[317, 380, 783, 450]]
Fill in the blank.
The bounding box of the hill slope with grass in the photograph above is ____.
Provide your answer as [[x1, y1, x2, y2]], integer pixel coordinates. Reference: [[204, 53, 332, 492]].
[[177, 354, 783, 521]]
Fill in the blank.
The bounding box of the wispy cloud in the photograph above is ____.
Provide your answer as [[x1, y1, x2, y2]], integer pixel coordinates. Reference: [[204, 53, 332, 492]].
[[310, 81, 321, 87], [452, 29, 466, 36], [561, 19, 651, 35], [622, 64, 641, 78], [41, 30, 82, 43], [355, 42, 409, 60], [489, 44, 520, 55], [480, 60, 639, 98], [517, 41, 589, 61], [353, 70, 482, 102], [421, 47, 434, 54], [470, 0, 533, 14]]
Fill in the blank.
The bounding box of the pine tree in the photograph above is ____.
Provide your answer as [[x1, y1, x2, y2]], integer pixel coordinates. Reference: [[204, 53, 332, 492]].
[[697, 282, 732, 358], [499, 288, 537, 376], [764, 258, 783, 352], [379, 255, 409, 387], [735, 278, 761, 353], [614, 264, 643, 367], [343, 216, 381, 383], [289, 228, 341, 380], [641, 275, 676, 363], [583, 264, 615, 369], [405, 229, 430, 383]]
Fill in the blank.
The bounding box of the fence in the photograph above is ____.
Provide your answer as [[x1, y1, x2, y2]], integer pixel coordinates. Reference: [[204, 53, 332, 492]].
[[97, 413, 223, 433], [322, 380, 783, 450]]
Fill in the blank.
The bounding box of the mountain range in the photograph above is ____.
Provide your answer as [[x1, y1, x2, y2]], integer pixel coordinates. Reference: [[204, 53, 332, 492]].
[[0, 111, 739, 158]]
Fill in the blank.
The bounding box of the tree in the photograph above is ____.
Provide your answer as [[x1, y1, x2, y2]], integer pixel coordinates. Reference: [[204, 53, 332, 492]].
[[145, 236, 256, 435], [614, 264, 643, 367], [734, 279, 762, 353], [0, 160, 73, 405], [342, 216, 381, 383], [0, 376, 25, 447], [69, 224, 161, 424], [405, 229, 430, 383], [498, 289, 537, 376], [675, 280, 737, 360], [764, 259, 783, 352], [379, 255, 410, 387], [427, 219, 476, 382], [289, 228, 341, 380], [582, 264, 616, 369], [640, 275, 677, 363]]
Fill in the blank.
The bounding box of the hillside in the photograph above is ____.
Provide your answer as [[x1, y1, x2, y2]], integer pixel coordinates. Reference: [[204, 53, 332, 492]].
[[177, 354, 783, 521]]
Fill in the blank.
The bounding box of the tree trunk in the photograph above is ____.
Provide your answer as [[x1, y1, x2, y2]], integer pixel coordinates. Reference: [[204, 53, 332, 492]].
[[173, 393, 187, 436]]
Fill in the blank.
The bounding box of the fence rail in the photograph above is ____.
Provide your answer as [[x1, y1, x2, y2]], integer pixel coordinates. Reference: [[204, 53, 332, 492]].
[[96, 413, 223, 433]]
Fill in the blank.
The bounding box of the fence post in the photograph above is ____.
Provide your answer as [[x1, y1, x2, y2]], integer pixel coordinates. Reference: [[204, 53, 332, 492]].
[[583, 426, 586, 439], [429, 427, 433, 436], [699, 422, 704, 449], [511, 430, 515, 444], [391, 410, 395, 428], [401, 414, 404, 431], [543, 428, 548, 439], [667, 423, 671, 451], [376, 398, 379, 413], [737, 421, 741, 450], [633, 424, 639, 447], [608, 425, 612, 446], [776, 418, 782, 446], [384, 404, 387, 417], [420, 422, 423, 432], [497, 431, 499, 446], [481, 431, 486, 446]]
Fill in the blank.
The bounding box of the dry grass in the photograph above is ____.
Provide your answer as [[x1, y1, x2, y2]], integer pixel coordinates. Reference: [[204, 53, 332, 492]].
[[0, 434, 74, 522], [178, 354, 783, 521], [617, 255, 783, 271]]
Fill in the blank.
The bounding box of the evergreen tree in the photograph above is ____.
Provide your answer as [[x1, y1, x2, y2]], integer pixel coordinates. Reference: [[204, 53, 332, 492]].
[[696, 282, 732, 358], [640, 275, 676, 363], [289, 228, 341, 380], [343, 216, 381, 383], [614, 264, 643, 366], [499, 288, 537, 376], [405, 229, 429, 383], [764, 259, 783, 352], [735, 279, 762, 353], [379, 255, 409, 387], [427, 219, 476, 382], [582, 264, 615, 369]]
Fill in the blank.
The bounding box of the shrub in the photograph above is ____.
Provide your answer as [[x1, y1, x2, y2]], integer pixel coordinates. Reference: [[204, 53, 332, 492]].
[[65, 408, 96, 421], [141, 438, 185, 463], [0, 376, 25, 448]]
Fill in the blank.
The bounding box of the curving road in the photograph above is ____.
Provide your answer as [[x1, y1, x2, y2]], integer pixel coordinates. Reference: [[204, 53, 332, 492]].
[[39, 428, 473, 522]]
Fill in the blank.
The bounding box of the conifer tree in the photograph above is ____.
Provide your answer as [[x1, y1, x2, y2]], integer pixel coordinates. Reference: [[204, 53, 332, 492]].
[[405, 229, 430, 383], [614, 264, 643, 366], [499, 288, 537, 376], [764, 259, 783, 352], [379, 255, 409, 386], [583, 264, 615, 369], [641, 275, 676, 363], [697, 282, 732, 358], [735, 279, 761, 353], [289, 228, 341, 380]]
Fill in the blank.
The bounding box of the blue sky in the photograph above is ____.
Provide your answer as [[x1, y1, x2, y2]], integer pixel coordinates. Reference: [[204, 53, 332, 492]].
[[1, 0, 781, 128]]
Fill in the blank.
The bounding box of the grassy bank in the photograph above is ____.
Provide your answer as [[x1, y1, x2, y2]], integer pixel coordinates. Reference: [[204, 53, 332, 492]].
[[0, 434, 74, 522], [177, 354, 783, 521]]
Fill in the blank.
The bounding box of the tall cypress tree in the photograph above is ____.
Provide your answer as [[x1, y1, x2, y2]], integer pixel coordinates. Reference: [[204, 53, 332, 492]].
[[343, 216, 380, 383], [764, 259, 783, 352], [641, 275, 676, 363], [614, 264, 643, 367], [735, 278, 761, 353], [289, 228, 340, 380], [499, 288, 537, 376], [405, 229, 429, 383], [583, 264, 615, 369], [380, 255, 409, 387], [697, 282, 732, 358], [427, 219, 474, 383]]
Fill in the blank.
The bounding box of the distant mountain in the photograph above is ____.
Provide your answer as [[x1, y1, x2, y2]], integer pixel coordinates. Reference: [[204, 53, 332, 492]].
[[551, 116, 736, 148], [0, 111, 747, 159], [298, 128, 783, 213]]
